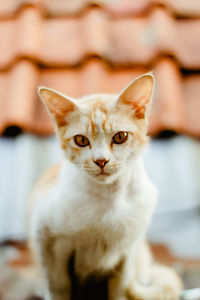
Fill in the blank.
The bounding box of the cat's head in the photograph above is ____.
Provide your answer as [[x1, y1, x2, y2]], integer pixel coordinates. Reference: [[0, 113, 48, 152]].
[[39, 74, 154, 183]]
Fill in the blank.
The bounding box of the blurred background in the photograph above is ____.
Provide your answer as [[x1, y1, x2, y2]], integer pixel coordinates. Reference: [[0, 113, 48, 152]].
[[0, 0, 200, 298]]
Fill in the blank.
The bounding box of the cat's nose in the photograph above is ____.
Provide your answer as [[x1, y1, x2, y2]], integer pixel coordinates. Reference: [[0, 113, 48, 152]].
[[94, 159, 109, 169]]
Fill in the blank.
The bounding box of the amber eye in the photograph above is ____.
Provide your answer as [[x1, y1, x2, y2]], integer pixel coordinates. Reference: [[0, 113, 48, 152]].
[[74, 135, 90, 147], [112, 131, 128, 145]]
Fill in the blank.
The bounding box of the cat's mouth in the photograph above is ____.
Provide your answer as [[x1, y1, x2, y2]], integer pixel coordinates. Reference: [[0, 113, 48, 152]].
[[96, 170, 110, 177]]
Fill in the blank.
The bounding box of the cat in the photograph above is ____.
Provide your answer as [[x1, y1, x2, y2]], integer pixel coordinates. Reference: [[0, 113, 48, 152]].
[[28, 74, 182, 300]]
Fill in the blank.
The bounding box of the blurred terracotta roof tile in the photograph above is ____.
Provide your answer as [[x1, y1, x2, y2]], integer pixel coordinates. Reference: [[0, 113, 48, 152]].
[[1, 0, 200, 17], [149, 58, 184, 135], [42, 0, 200, 17], [0, 19, 16, 70], [0, 58, 200, 137], [0, 60, 40, 134], [175, 20, 200, 69], [0, 2, 200, 137], [92, 0, 154, 18], [0, 6, 42, 70], [39, 9, 107, 67], [1, 7, 200, 70], [17, 6, 42, 60], [41, 8, 200, 69], [182, 75, 200, 136], [39, 59, 145, 97], [162, 0, 200, 18]]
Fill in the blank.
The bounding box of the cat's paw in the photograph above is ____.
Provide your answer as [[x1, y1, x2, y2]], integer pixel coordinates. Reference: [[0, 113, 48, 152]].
[[161, 285, 181, 300]]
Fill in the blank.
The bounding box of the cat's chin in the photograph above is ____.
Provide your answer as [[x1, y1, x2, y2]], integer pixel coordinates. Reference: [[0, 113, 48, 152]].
[[91, 172, 119, 184]]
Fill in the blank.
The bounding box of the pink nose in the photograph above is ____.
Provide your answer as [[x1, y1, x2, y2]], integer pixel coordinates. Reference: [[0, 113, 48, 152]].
[[94, 159, 109, 169]]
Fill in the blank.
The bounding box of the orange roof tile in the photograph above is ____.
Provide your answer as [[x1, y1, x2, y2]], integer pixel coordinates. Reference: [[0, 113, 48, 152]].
[[149, 59, 184, 136], [0, 2, 199, 137], [0, 7, 200, 70], [163, 0, 200, 18], [182, 75, 200, 136], [1, 0, 200, 17], [1, 58, 200, 137]]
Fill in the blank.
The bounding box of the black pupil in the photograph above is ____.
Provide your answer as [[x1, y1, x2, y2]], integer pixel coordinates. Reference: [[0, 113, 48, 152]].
[[119, 133, 122, 140], [82, 136, 85, 144]]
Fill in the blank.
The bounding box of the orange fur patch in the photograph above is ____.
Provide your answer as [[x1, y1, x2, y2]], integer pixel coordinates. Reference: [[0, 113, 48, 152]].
[[132, 104, 146, 119], [89, 102, 108, 137]]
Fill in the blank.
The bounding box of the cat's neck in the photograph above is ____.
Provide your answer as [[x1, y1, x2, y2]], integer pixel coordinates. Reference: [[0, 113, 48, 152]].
[[60, 156, 145, 199]]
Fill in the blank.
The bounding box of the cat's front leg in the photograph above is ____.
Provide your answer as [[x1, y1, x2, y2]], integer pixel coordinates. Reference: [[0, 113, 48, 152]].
[[37, 233, 73, 300], [108, 255, 134, 300], [108, 239, 142, 300], [108, 276, 127, 300]]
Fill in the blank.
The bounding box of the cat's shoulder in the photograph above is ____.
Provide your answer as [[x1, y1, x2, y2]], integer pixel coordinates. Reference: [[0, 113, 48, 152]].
[[35, 162, 61, 191], [28, 162, 62, 210], [27, 163, 62, 227]]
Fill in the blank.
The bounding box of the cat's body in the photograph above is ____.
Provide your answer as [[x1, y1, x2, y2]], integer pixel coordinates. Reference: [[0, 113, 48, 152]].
[[30, 156, 156, 298], [29, 75, 182, 300]]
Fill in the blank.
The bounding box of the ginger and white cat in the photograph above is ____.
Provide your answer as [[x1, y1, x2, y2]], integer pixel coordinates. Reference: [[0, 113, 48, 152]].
[[29, 74, 182, 300]]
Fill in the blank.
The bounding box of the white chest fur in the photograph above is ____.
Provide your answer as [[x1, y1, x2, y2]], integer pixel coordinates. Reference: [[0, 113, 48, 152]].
[[31, 158, 156, 278]]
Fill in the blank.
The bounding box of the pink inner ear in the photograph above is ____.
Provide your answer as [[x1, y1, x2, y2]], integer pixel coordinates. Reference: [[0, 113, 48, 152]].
[[40, 89, 75, 127], [119, 75, 154, 119], [131, 103, 146, 119], [49, 97, 74, 126]]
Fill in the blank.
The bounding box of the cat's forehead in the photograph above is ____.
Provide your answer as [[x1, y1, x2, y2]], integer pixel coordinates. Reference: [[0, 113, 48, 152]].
[[81, 94, 108, 124], [76, 94, 113, 134], [76, 93, 136, 136], [78, 93, 116, 108]]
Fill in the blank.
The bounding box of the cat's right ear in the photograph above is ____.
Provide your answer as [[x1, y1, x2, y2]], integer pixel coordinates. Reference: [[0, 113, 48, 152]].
[[116, 74, 154, 120], [38, 87, 77, 127]]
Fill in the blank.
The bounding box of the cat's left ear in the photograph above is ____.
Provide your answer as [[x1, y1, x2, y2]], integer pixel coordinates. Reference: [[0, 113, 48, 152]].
[[38, 87, 77, 127], [117, 74, 154, 119]]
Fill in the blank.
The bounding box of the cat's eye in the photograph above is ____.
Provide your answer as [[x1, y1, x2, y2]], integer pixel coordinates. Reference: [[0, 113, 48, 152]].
[[112, 131, 128, 144], [74, 135, 90, 147]]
